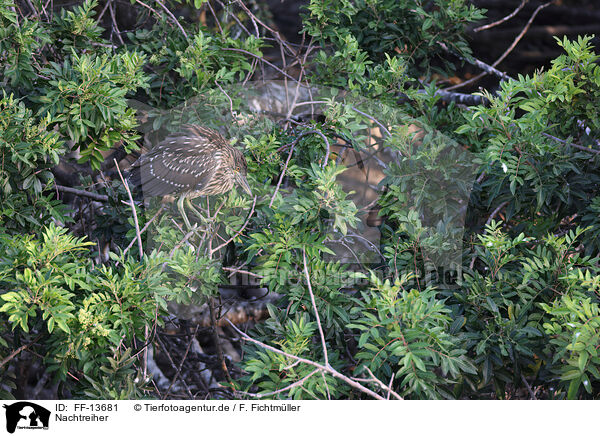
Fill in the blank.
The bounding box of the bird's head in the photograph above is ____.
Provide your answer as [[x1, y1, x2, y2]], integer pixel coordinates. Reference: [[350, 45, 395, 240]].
[[232, 149, 252, 196]]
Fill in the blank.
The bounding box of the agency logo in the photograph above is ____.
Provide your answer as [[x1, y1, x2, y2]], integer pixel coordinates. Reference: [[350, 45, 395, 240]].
[[3, 402, 50, 433]]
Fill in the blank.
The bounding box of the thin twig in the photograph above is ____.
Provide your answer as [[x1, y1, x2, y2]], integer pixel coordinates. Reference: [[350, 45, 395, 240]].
[[205, 0, 223, 35], [154, 0, 188, 38], [318, 131, 331, 167], [209, 195, 257, 255], [240, 369, 320, 399], [0, 335, 42, 369], [520, 373, 537, 400], [215, 80, 235, 120], [474, 0, 529, 33], [290, 100, 328, 108], [417, 89, 488, 106], [169, 224, 198, 257], [225, 319, 387, 400], [114, 159, 143, 260], [321, 371, 331, 399], [42, 0, 51, 20], [281, 42, 290, 115], [285, 43, 317, 121], [134, 0, 187, 38], [302, 248, 329, 368], [214, 0, 252, 37], [97, 0, 112, 21], [470, 208, 509, 271], [55, 184, 109, 202], [235, 0, 296, 56], [355, 367, 403, 401], [386, 372, 395, 400], [109, 0, 125, 45], [446, 1, 554, 91], [270, 139, 296, 208], [350, 106, 391, 138], [333, 238, 362, 264], [486, 201, 509, 226], [164, 323, 200, 398], [222, 266, 264, 279], [221, 48, 298, 82], [244, 4, 259, 37], [156, 335, 195, 399], [123, 204, 166, 257], [491, 1, 555, 68], [143, 324, 149, 379], [438, 42, 510, 82], [208, 299, 232, 383], [133, 0, 160, 17], [543, 132, 600, 155], [269, 130, 331, 207], [343, 232, 384, 259], [23, 0, 39, 17]]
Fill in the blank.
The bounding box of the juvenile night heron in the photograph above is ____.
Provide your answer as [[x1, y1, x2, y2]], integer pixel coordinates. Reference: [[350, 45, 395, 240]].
[[129, 124, 252, 229]]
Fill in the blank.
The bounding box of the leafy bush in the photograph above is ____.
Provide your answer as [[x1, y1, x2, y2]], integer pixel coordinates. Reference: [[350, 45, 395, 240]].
[[350, 272, 476, 399], [0, 225, 169, 397], [0, 94, 67, 232]]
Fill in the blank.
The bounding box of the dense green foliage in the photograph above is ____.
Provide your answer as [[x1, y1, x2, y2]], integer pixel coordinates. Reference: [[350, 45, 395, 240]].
[[1, 0, 599, 400]]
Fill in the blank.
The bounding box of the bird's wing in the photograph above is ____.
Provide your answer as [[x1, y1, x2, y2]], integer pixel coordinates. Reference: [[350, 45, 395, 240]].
[[132, 133, 220, 197], [182, 124, 230, 148]]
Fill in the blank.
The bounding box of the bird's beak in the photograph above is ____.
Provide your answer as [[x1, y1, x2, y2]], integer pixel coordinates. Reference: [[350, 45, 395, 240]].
[[237, 175, 252, 196]]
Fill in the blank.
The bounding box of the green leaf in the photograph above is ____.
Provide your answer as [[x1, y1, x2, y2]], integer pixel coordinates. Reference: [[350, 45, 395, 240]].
[[567, 376, 581, 400], [578, 352, 588, 372]]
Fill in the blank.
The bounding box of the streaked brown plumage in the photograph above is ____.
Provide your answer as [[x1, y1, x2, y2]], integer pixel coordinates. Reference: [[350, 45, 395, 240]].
[[129, 124, 251, 228]]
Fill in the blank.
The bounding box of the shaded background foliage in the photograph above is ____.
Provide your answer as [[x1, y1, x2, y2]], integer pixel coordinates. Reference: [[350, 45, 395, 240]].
[[0, 0, 599, 400]]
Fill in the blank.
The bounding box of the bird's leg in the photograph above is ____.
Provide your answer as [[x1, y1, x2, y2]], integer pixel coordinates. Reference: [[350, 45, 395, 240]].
[[185, 197, 206, 222], [177, 195, 193, 230]]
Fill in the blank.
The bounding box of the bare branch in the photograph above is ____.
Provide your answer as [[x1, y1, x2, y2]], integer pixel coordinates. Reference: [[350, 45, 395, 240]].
[[114, 159, 143, 260], [438, 42, 510, 82], [543, 132, 600, 155], [214, 80, 235, 120], [169, 224, 199, 257], [221, 48, 298, 82], [55, 184, 109, 202], [123, 204, 166, 257], [355, 367, 404, 401], [134, 0, 188, 39], [486, 201, 509, 227], [520, 373, 537, 400], [474, 0, 529, 33], [387, 372, 395, 400], [156, 333, 195, 399], [109, 0, 125, 45], [417, 89, 488, 106], [222, 266, 264, 279], [446, 1, 554, 91], [350, 106, 391, 138], [240, 369, 320, 399], [234, 0, 297, 56], [302, 248, 330, 368], [0, 335, 42, 369], [206, 0, 223, 35], [225, 319, 388, 400], [97, 0, 111, 21], [154, 0, 188, 39]]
